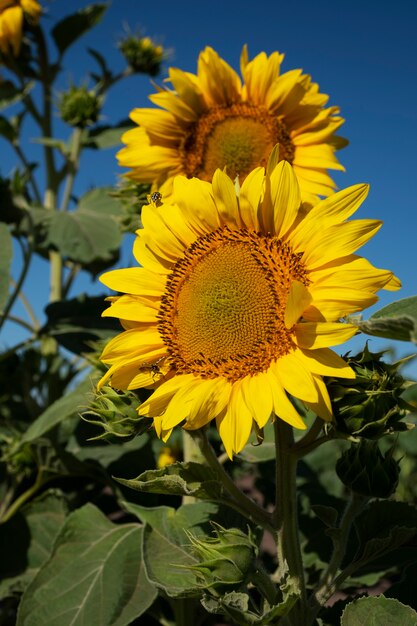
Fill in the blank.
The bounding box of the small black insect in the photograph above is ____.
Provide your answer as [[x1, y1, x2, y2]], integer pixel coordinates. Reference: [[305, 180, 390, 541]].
[[148, 191, 162, 206], [139, 356, 166, 380]]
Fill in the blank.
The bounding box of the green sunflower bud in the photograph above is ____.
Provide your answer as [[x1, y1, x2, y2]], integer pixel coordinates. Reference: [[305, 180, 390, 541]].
[[58, 85, 102, 128], [336, 441, 400, 498], [82, 386, 148, 441], [118, 35, 165, 76], [328, 345, 414, 439], [186, 525, 258, 592]]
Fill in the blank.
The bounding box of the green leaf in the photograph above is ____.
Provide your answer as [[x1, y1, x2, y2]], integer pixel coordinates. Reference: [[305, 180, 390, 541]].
[[341, 596, 417, 626], [85, 121, 133, 149], [78, 187, 124, 216], [125, 501, 219, 598], [31, 137, 69, 155], [16, 504, 157, 626], [46, 199, 122, 264], [353, 500, 417, 567], [0, 224, 12, 312], [43, 294, 120, 354], [68, 433, 149, 468], [51, 4, 108, 56], [0, 492, 68, 600], [115, 461, 225, 499], [359, 296, 417, 343], [21, 375, 96, 444]]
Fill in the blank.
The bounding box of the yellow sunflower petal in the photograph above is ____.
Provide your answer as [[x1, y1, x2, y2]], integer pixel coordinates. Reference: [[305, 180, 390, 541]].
[[295, 322, 357, 349], [284, 280, 313, 328], [303, 375, 333, 422], [198, 46, 242, 106], [241, 373, 273, 429], [138, 374, 196, 417], [302, 220, 383, 269], [216, 381, 253, 458], [100, 268, 166, 296], [268, 160, 301, 237], [273, 352, 318, 403], [296, 347, 355, 379]]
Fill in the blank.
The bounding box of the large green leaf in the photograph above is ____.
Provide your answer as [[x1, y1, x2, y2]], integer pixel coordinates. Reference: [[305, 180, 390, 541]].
[[352, 500, 417, 568], [341, 596, 417, 626], [359, 296, 417, 343], [116, 461, 225, 499], [46, 208, 121, 264], [0, 223, 12, 312], [51, 4, 107, 56], [21, 375, 96, 444], [0, 492, 68, 600], [125, 501, 219, 598], [43, 294, 120, 354], [16, 504, 157, 626], [85, 122, 133, 149]]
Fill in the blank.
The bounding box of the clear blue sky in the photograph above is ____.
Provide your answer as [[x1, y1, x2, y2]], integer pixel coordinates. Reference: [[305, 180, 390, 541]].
[[3, 0, 417, 370]]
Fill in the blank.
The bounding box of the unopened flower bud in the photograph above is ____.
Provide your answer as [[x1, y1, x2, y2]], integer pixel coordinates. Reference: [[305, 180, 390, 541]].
[[328, 345, 413, 439], [82, 386, 146, 441], [58, 85, 101, 128], [187, 525, 258, 592], [336, 441, 400, 498], [118, 34, 164, 76]]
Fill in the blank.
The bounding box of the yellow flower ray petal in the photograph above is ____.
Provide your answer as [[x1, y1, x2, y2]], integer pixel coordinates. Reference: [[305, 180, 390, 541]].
[[212, 169, 241, 226], [296, 347, 355, 379], [273, 352, 319, 403], [100, 327, 163, 364], [284, 280, 313, 328], [269, 161, 301, 238], [295, 322, 357, 349], [241, 373, 273, 429], [138, 374, 197, 417], [303, 375, 333, 422], [100, 267, 166, 295], [289, 183, 369, 249], [302, 220, 383, 269], [216, 381, 253, 458]]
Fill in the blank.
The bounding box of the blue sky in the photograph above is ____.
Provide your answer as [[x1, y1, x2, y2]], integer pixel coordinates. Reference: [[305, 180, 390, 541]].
[[2, 0, 417, 370]]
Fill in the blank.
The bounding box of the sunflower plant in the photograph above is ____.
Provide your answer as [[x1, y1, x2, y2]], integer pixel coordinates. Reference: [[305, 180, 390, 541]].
[[1, 4, 417, 626]]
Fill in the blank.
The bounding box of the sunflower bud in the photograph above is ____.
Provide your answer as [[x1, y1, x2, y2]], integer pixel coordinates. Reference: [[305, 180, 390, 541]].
[[118, 35, 164, 76], [187, 525, 258, 592], [336, 441, 400, 498], [328, 345, 413, 439], [82, 386, 147, 441], [58, 85, 101, 128]]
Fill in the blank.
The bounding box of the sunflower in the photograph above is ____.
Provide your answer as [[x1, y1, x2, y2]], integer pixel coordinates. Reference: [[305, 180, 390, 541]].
[[118, 46, 347, 204], [0, 0, 41, 57], [98, 160, 400, 458]]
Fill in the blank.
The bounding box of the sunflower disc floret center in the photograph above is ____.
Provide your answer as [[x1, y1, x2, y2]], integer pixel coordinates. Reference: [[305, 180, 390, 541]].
[[158, 227, 309, 382], [181, 103, 295, 182]]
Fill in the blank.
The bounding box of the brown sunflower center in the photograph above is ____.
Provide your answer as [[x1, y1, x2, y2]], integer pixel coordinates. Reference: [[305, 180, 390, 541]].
[[181, 103, 294, 183], [158, 226, 308, 382]]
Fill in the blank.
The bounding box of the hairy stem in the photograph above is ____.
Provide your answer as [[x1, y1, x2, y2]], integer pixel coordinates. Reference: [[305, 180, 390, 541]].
[[191, 429, 272, 529], [273, 419, 307, 625]]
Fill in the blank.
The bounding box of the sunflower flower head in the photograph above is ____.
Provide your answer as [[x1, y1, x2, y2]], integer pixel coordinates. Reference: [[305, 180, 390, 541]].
[[0, 0, 41, 58], [118, 46, 347, 204], [98, 159, 400, 458]]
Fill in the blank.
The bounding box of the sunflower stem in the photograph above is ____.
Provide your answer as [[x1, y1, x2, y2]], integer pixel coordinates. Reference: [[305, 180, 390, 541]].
[[273, 419, 307, 625], [191, 430, 272, 529], [182, 431, 206, 504]]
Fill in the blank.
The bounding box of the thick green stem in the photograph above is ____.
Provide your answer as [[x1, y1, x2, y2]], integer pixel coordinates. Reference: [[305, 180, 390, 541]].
[[0, 236, 33, 332], [0, 470, 45, 524], [182, 431, 206, 504], [191, 429, 272, 529], [273, 419, 307, 625], [59, 127, 84, 212]]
